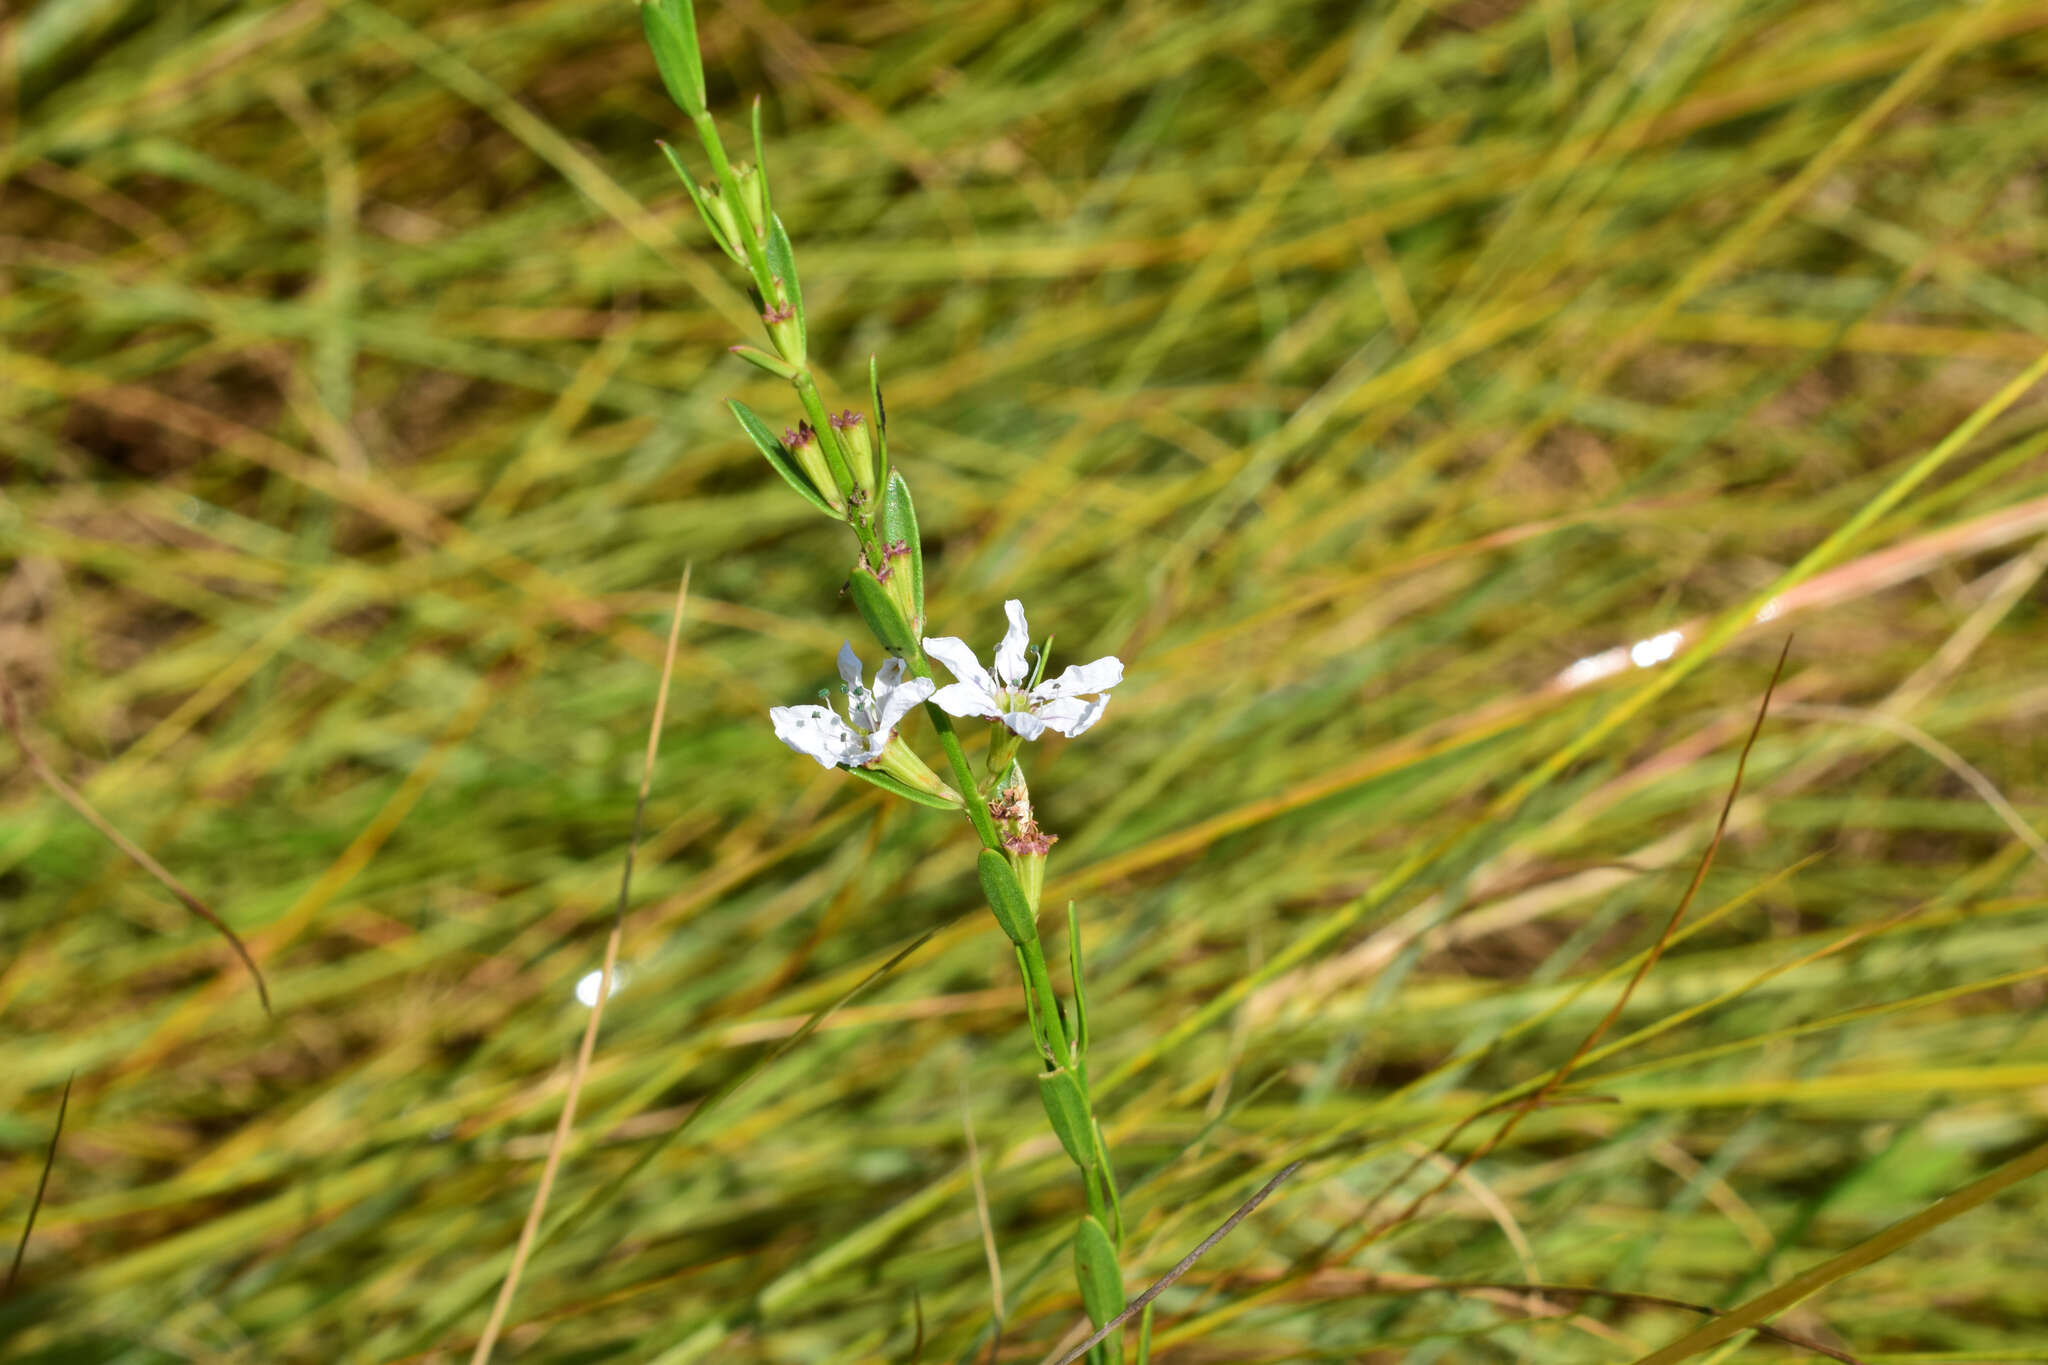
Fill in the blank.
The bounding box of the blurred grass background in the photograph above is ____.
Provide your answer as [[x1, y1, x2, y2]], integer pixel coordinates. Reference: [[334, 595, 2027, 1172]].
[[5, 0, 2048, 1360]]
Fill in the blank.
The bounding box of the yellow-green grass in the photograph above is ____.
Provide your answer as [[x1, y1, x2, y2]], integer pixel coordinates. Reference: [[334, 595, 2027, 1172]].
[[4, 1, 2048, 1361]]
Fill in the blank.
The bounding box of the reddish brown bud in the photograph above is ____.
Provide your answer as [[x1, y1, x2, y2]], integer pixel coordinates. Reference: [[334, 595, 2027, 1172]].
[[1001, 822, 1058, 856]]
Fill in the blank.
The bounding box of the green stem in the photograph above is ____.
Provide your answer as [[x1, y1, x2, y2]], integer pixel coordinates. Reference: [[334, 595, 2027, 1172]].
[[1093, 1115, 1124, 1245], [792, 371, 862, 518], [906, 654, 1000, 848], [1010, 912, 1118, 1249], [1015, 935, 1070, 1067]]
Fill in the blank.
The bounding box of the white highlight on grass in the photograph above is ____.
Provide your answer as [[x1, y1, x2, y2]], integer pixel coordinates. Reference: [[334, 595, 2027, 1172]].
[[1558, 646, 1630, 690], [575, 967, 625, 1008], [1557, 627, 1687, 692], [1629, 629, 1684, 668]]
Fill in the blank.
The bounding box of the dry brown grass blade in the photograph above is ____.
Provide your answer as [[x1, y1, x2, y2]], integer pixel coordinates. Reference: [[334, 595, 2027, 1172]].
[[1, 680, 271, 1016], [1436, 1281, 1865, 1365], [5, 1072, 72, 1296], [1353, 637, 1795, 1247], [468, 565, 692, 1365], [1626, 1133, 2048, 1365], [1047, 1160, 1305, 1365], [962, 1098, 1005, 1347]]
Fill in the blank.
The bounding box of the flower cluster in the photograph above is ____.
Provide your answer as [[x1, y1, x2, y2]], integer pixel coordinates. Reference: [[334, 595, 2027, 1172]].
[[771, 642, 930, 769], [771, 601, 1122, 770], [925, 600, 1123, 739]]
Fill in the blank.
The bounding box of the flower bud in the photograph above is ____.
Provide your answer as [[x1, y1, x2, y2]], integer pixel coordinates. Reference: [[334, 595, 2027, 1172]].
[[780, 421, 837, 507], [830, 409, 876, 497], [763, 299, 803, 363], [880, 539, 918, 633], [733, 163, 768, 239], [988, 762, 1056, 914], [699, 181, 744, 253]]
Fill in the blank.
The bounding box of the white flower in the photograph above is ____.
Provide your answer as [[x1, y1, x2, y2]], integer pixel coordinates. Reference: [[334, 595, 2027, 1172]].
[[923, 600, 1123, 739], [771, 642, 934, 768]]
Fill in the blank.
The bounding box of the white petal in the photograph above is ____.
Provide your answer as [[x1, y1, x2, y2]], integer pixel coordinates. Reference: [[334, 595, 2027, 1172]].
[[575, 966, 627, 1007], [928, 682, 1000, 719], [836, 641, 866, 689], [770, 705, 866, 768], [922, 636, 995, 696], [999, 708, 1047, 740], [870, 656, 910, 711], [1037, 695, 1108, 736], [994, 599, 1032, 687], [1034, 655, 1123, 701], [875, 675, 935, 734]]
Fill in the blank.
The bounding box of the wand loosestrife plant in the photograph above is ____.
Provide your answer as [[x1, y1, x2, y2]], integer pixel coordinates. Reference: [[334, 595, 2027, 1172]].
[[640, 1, 1132, 1355]]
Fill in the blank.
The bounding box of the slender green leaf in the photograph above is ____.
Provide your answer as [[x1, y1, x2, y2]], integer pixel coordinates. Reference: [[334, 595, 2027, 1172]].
[[640, 0, 706, 114], [728, 399, 834, 515], [977, 848, 1037, 945], [879, 473, 923, 625], [1038, 1065, 1097, 1172], [849, 566, 913, 655], [728, 344, 800, 381], [869, 353, 889, 486], [764, 213, 805, 356], [749, 94, 773, 227], [657, 140, 738, 264], [1072, 1215, 1126, 1360], [842, 764, 959, 812], [1067, 899, 1089, 1059]]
